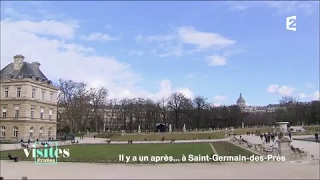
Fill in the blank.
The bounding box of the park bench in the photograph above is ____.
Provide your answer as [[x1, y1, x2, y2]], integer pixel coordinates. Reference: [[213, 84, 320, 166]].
[[21, 177, 28, 180], [246, 142, 253, 148], [311, 155, 319, 165], [105, 140, 111, 144], [170, 139, 175, 143], [127, 140, 133, 144]]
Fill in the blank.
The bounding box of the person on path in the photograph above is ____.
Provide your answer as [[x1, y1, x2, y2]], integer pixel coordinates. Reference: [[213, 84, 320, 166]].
[[288, 132, 292, 140]]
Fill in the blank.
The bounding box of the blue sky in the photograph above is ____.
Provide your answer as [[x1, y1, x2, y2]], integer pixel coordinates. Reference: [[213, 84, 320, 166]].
[[0, 1, 319, 106]]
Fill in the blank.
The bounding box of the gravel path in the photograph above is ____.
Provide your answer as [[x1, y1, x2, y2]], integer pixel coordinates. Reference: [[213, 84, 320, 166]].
[[1, 135, 319, 179], [1, 160, 319, 179]]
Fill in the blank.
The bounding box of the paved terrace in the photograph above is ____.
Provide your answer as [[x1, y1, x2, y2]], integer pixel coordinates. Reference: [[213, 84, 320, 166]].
[[235, 134, 320, 159], [0, 135, 319, 179], [1, 160, 319, 179]]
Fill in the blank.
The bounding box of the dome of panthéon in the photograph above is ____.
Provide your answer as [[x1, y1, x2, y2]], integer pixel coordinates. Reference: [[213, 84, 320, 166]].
[[236, 93, 246, 105]]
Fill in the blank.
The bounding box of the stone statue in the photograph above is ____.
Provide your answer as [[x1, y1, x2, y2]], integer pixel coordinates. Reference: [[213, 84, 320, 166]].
[[169, 124, 172, 133], [138, 125, 141, 133], [183, 124, 186, 132], [242, 122, 244, 128]]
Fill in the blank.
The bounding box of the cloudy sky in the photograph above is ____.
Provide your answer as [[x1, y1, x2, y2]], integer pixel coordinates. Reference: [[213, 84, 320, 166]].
[[0, 1, 319, 105]]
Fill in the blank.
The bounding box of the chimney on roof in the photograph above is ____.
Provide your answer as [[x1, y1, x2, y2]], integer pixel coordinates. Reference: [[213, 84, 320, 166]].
[[31, 62, 41, 68], [13, 55, 25, 70]]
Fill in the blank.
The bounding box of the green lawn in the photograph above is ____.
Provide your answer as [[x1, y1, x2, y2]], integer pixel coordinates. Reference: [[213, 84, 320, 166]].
[[304, 126, 320, 132], [1, 143, 213, 164], [95, 127, 273, 141], [74, 132, 87, 137], [212, 141, 257, 158]]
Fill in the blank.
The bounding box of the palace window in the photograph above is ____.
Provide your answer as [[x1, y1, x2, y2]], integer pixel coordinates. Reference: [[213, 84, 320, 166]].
[[4, 87, 9, 97], [14, 107, 19, 117], [29, 126, 34, 137], [13, 126, 18, 137], [39, 127, 44, 137], [48, 127, 52, 138], [31, 107, 35, 118], [32, 88, 36, 98], [16, 87, 21, 97], [1, 126, 5, 137], [40, 108, 44, 119], [49, 109, 52, 120], [42, 91, 45, 100], [2, 107, 7, 117]]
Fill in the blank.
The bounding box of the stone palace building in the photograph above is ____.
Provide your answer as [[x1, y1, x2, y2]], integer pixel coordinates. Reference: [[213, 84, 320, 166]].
[[0, 55, 58, 142]]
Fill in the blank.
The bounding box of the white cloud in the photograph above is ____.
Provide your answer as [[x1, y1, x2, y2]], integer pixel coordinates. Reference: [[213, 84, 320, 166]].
[[185, 73, 199, 79], [212, 103, 222, 107], [80, 32, 119, 42], [1, 17, 195, 101], [227, 1, 318, 16], [205, 55, 227, 66], [128, 50, 144, 56], [136, 26, 236, 59], [298, 91, 320, 101], [1, 19, 78, 39], [267, 84, 295, 96], [212, 95, 227, 107], [305, 82, 315, 88], [267, 84, 278, 93], [151, 80, 194, 100], [136, 34, 176, 43], [213, 95, 227, 102], [177, 26, 235, 49]]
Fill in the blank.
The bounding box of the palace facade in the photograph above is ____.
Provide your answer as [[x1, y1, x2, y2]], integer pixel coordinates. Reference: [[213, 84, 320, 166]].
[[0, 55, 58, 142]]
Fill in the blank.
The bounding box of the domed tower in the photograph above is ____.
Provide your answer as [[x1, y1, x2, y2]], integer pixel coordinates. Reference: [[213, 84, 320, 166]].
[[236, 93, 246, 108]]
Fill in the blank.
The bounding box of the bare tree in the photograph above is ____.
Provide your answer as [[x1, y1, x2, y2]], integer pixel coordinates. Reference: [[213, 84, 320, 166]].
[[89, 87, 108, 132], [57, 79, 91, 133], [157, 98, 168, 127], [56, 79, 319, 133], [105, 99, 119, 131], [193, 96, 208, 128], [167, 92, 188, 130]]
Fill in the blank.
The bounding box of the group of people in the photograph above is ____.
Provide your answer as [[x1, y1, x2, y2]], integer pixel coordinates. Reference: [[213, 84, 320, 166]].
[[246, 132, 255, 136], [259, 132, 276, 143], [257, 131, 319, 143], [20, 137, 54, 148]]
